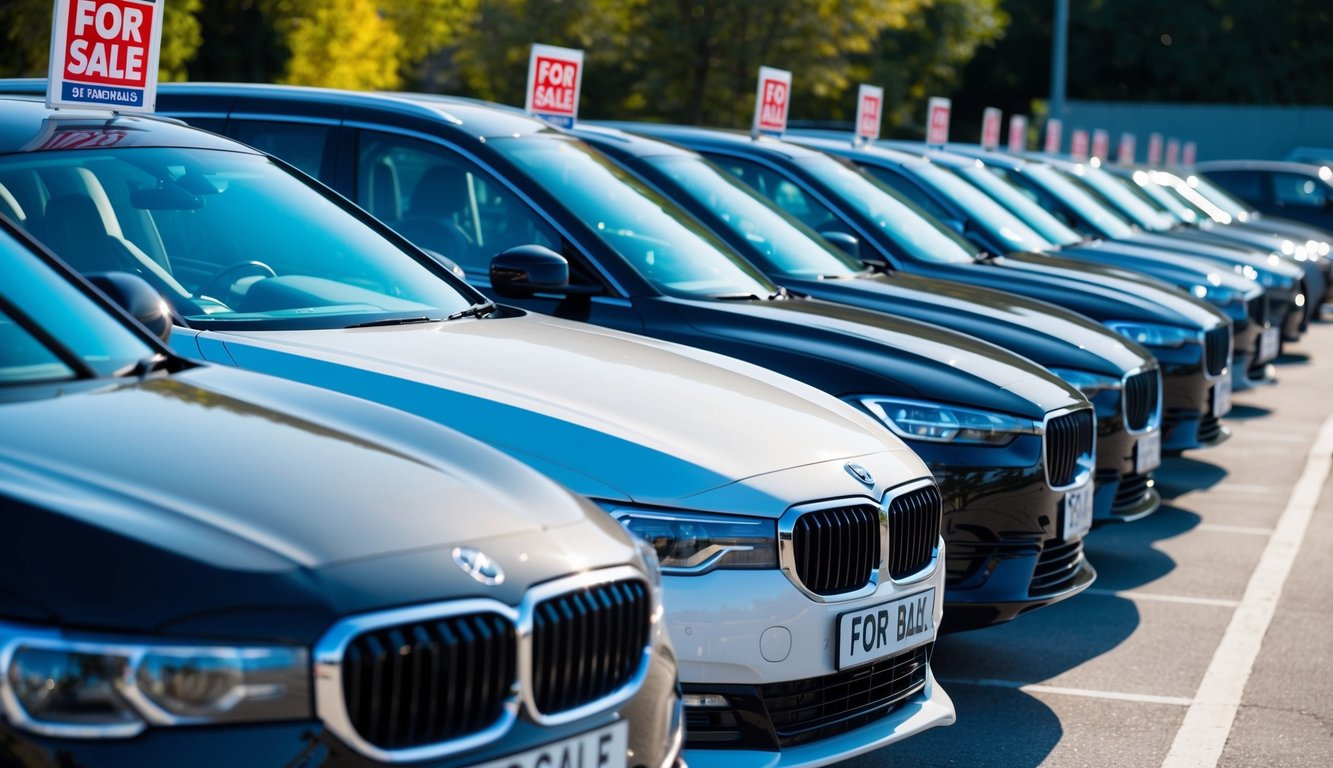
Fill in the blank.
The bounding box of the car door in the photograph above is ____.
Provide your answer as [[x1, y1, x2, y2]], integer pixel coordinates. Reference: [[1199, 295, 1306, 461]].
[[346, 128, 647, 332], [1267, 171, 1333, 227]]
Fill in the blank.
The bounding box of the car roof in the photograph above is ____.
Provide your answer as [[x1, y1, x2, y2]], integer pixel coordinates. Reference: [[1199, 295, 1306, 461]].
[[570, 123, 698, 159], [920, 142, 1030, 171], [1195, 159, 1332, 175], [784, 133, 927, 167], [605, 122, 833, 162], [0, 95, 250, 155]]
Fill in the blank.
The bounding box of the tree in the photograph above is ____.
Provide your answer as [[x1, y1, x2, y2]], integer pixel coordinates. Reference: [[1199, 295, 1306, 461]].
[[276, 0, 402, 89]]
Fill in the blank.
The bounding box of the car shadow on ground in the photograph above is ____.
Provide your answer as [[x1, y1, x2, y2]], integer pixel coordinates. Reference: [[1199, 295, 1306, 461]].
[[1225, 403, 1272, 420], [1153, 455, 1228, 500], [1276, 351, 1310, 365], [1083, 503, 1201, 592]]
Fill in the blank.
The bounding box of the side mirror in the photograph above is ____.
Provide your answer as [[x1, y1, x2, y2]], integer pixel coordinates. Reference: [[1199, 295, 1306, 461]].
[[489, 244, 573, 298], [87, 272, 172, 342], [820, 231, 860, 260]]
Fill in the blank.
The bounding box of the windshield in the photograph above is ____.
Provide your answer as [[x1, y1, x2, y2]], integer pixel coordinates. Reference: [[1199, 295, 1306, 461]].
[[1022, 164, 1136, 239], [0, 227, 158, 384], [490, 136, 775, 298], [1066, 164, 1177, 232], [0, 147, 476, 330], [643, 154, 863, 279], [1122, 169, 1197, 223], [795, 154, 979, 264], [955, 165, 1083, 246], [1186, 174, 1252, 218], [899, 162, 1056, 251]]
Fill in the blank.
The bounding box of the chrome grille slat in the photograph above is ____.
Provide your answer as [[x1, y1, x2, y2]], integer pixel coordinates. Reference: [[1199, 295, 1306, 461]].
[[792, 503, 881, 595], [531, 579, 650, 716], [887, 485, 941, 580]]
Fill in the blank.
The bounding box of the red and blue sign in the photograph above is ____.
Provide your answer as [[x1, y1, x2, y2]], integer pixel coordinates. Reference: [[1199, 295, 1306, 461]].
[[47, 0, 162, 112]]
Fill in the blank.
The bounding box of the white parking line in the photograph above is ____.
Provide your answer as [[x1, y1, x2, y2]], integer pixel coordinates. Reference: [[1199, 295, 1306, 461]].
[[1083, 589, 1239, 608], [1195, 524, 1273, 536], [939, 677, 1192, 706], [1161, 415, 1333, 768]]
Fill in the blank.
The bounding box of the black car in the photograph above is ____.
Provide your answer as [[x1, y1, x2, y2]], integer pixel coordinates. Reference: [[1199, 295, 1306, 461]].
[[805, 137, 1279, 385], [625, 124, 1236, 456], [572, 124, 1164, 525], [1197, 160, 1333, 231], [0, 215, 681, 766], [141, 83, 1102, 633]]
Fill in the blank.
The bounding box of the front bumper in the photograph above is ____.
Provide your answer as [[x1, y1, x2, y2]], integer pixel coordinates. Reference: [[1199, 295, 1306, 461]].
[[0, 646, 684, 768], [667, 548, 950, 764], [1155, 342, 1231, 453]]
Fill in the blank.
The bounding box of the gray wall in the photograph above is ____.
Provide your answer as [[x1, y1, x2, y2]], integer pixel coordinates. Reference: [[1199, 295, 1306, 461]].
[[1062, 101, 1333, 162]]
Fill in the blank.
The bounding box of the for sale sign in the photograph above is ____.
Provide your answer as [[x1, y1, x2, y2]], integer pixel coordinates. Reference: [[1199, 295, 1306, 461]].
[[1070, 129, 1089, 160], [1007, 114, 1028, 152], [1165, 138, 1181, 166], [1091, 129, 1109, 160], [752, 66, 792, 137], [1043, 118, 1062, 154], [1147, 132, 1164, 165], [1118, 132, 1136, 165], [855, 84, 883, 144], [1182, 141, 1197, 166], [525, 43, 584, 127], [980, 107, 1002, 150], [47, 0, 162, 112], [925, 97, 951, 147]]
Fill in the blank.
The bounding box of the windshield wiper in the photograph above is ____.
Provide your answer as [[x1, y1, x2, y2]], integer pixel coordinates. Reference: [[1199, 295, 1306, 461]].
[[345, 316, 444, 329], [713, 287, 788, 301], [446, 301, 497, 321]]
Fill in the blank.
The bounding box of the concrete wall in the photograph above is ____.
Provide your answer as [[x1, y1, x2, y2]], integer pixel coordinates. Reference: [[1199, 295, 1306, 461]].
[[1061, 101, 1333, 162]]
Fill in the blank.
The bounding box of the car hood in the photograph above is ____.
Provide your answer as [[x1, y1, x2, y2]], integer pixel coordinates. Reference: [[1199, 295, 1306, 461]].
[[0, 367, 639, 638], [963, 252, 1231, 329], [1059, 239, 1262, 294], [638, 295, 1086, 419], [189, 310, 905, 506], [1121, 232, 1303, 283], [782, 271, 1153, 376]]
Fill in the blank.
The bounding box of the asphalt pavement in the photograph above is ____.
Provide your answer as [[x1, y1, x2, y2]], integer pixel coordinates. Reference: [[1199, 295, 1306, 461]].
[[850, 313, 1333, 768]]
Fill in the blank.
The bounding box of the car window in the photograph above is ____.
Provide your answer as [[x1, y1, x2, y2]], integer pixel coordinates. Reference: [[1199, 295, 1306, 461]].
[[0, 146, 475, 330], [355, 130, 561, 276], [709, 155, 847, 234], [956, 165, 1083, 246], [0, 302, 77, 386], [1271, 173, 1328, 209], [231, 120, 331, 180], [1205, 170, 1265, 203], [859, 166, 951, 220]]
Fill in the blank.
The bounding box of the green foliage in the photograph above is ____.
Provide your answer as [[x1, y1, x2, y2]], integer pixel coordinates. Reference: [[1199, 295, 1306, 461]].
[[274, 0, 402, 89], [0, 0, 203, 80]]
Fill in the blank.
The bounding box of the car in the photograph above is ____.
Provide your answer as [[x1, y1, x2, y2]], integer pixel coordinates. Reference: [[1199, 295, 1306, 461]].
[[572, 124, 1165, 527], [626, 124, 1235, 456], [138, 84, 1106, 642], [0, 94, 956, 766], [1197, 160, 1333, 231], [0, 212, 683, 766], [811, 138, 1278, 386]]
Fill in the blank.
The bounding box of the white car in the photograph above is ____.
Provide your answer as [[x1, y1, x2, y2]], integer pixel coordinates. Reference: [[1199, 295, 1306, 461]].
[[0, 97, 954, 764]]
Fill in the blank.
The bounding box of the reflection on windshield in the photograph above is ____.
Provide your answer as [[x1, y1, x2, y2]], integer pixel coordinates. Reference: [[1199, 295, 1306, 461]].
[[908, 163, 1055, 251], [645, 155, 862, 279], [1023, 164, 1136, 238], [796, 155, 979, 264], [1069, 165, 1176, 232], [491, 136, 775, 298], [0, 148, 475, 329], [956, 166, 1083, 247]]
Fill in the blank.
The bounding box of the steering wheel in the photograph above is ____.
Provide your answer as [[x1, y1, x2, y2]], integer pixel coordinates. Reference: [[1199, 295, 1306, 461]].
[[197, 261, 277, 307]]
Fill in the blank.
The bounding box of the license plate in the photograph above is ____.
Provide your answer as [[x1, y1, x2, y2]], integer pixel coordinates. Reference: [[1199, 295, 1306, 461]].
[[837, 589, 934, 670], [473, 721, 627, 768], [1212, 376, 1232, 418], [1135, 429, 1162, 475], [1257, 327, 1280, 364], [1062, 481, 1094, 540]]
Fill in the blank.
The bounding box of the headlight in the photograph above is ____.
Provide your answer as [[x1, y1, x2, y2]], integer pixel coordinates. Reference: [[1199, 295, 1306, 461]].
[[0, 624, 309, 738], [1235, 264, 1260, 281], [1048, 368, 1121, 397], [614, 509, 777, 573], [1104, 322, 1196, 349], [857, 397, 1039, 445], [1190, 282, 1240, 305]]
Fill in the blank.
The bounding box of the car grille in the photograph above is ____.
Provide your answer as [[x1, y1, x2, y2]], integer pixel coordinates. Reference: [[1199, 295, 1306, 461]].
[[792, 503, 881, 595], [1112, 471, 1153, 516], [1123, 369, 1160, 431], [1045, 410, 1095, 488], [683, 644, 931, 750], [335, 576, 651, 753], [1029, 538, 1086, 597], [531, 579, 651, 715], [886, 484, 942, 579], [1204, 325, 1231, 377], [1247, 294, 1268, 326], [342, 611, 515, 750]]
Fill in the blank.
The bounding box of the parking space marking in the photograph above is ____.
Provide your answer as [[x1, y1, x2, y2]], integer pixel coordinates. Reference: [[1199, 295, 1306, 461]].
[[939, 677, 1192, 706], [1083, 589, 1240, 608], [1161, 415, 1333, 768], [1205, 485, 1280, 495], [1194, 524, 1273, 536]]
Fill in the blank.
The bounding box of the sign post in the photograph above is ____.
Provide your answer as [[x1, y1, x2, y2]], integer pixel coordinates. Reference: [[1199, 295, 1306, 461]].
[[47, 0, 163, 112], [1182, 141, 1197, 166], [925, 97, 951, 148], [752, 66, 792, 138], [1118, 132, 1136, 165], [1147, 132, 1164, 166], [1069, 129, 1089, 160], [1165, 138, 1181, 166], [525, 43, 584, 127], [854, 84, 883, 146], [1007, 114, 1028, 152], [1091, 129, 1109, 161], [1043, 118, 1063, 154], [980, 107, 1002, 151]]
